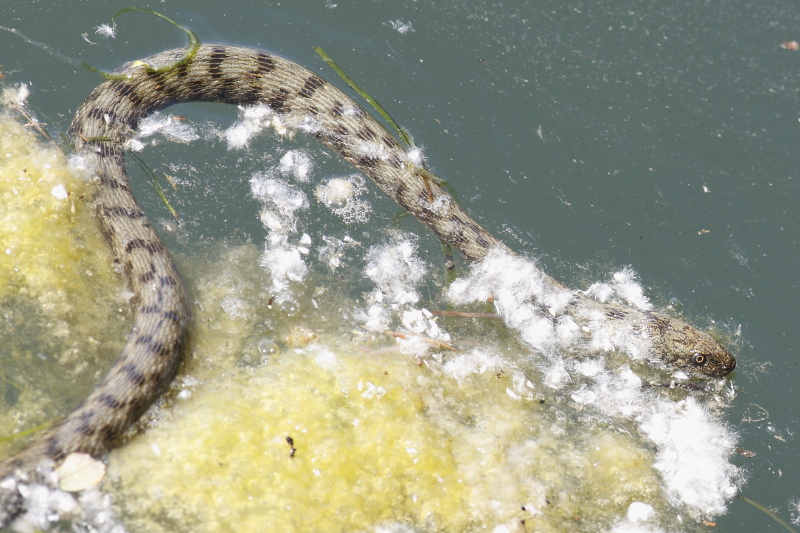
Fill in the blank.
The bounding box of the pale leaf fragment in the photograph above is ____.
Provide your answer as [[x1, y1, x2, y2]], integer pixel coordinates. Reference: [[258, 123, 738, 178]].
[[55, 452, 106, 492]]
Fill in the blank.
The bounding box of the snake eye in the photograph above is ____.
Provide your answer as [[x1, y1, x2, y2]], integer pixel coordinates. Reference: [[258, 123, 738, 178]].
[[691, 353, 706, 366]]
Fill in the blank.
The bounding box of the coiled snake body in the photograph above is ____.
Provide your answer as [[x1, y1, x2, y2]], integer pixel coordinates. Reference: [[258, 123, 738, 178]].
[[0, 44, 735, 525]]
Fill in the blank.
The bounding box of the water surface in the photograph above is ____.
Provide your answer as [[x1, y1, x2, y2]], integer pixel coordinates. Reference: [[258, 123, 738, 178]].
[[1, 0, 799, 531]]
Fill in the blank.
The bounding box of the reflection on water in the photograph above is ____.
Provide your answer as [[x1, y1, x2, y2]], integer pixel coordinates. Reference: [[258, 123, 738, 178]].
[[0, 88, 741, 532]]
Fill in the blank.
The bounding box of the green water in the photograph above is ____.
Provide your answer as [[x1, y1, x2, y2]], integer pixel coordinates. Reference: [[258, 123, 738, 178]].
[[1, 0, 799, 531]]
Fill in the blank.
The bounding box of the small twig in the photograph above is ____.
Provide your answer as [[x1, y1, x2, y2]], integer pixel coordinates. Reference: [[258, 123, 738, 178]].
[[429, 310, 500, 319], [8, 102, 62, 152], [384, 330, 461, 353], [642, 381, 707, 392]]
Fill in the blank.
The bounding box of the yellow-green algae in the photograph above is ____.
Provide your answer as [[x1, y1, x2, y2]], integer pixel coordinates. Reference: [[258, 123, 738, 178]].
[[0, 102, 128, 451], [105, 244, 669, 533], [0, 97, 675, 532], [110, 348, 665, 532]]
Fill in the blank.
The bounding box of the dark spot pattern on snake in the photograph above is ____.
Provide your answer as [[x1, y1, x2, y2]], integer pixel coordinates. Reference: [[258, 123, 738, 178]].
[[299, 75, 326, 98], [207, 46, 228, 79]]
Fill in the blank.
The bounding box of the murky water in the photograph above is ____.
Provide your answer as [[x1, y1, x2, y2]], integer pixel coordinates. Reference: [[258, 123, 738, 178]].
[[1, 1, 799, 531]]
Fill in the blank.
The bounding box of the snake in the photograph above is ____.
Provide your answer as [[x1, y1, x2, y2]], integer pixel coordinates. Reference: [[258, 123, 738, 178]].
[[0, 44, 736, 526]]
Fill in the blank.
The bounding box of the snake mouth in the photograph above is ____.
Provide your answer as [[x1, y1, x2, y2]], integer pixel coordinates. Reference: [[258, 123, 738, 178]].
[[720, 352, 737, 374]]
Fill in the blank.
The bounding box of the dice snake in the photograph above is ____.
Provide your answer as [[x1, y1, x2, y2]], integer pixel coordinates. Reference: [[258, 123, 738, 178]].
[[0, 44, 735, 526]]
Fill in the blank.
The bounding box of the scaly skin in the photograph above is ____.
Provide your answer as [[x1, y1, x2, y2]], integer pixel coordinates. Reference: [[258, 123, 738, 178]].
[[0, 45, 735, 526]]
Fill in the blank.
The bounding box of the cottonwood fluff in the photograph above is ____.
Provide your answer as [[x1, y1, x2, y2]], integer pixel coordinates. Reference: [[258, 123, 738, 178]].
[[445, 248, 740, 520]]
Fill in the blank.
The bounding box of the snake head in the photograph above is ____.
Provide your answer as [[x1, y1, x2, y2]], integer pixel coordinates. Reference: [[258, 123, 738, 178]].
[[645, 311, 736, 377]]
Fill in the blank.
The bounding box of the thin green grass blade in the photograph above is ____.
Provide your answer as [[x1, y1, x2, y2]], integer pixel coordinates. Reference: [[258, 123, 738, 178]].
[[102, 7, 201, 80], [0, 25, 95, 73], [314, 46, 412, 147], [130, 151, 179, 219], [313, 48, 462, 203], [737, 495, 798, 533], [0, 420, 53, 444], [1, 8, 200, 81]]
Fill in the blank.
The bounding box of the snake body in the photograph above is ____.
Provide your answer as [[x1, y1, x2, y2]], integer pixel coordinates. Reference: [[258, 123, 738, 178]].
[[0, 44, 735, 526]]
